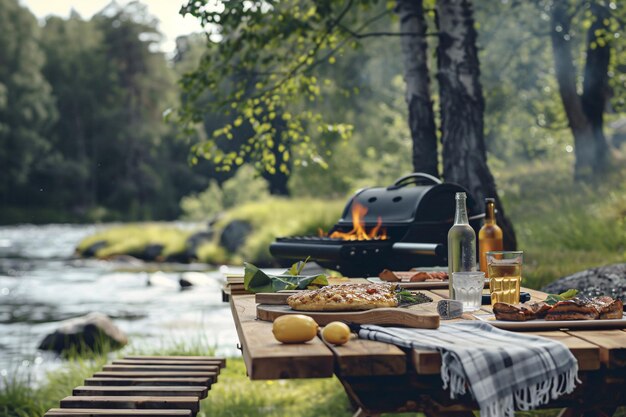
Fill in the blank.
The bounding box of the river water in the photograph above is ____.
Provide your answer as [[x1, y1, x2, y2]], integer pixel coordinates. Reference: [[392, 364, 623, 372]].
[[0, 224, 240, 385]]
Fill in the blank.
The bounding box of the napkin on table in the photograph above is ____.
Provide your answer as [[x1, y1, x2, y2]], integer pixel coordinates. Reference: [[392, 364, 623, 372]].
[[357, 321, 579, 417]]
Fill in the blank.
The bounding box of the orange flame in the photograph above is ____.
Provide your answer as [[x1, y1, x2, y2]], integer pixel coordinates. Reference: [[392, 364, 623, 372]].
[[322, 203, 387, 240]]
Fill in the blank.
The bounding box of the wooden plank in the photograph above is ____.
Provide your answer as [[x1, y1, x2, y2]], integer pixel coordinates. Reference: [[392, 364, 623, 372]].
[[60, 396, 199, 413], [230, 294, 334, 380], [102, 365, 219, 374], [123, 356, 225, 368], [72, 386, 207, 399], [429, 289, 449, 300], [567, 330, 626, 368], [322, 335, 407, 377], [529, 331, 601, 371], [45, 409, 191, 417], [421, 291, 446, 302], [257, 304, 440, 328], [112, 359, 222, 367], [412, 349, 442, 375], [255, 292, 292, 305], [84, 378, 211, 387], [93, 372, 216, 381]]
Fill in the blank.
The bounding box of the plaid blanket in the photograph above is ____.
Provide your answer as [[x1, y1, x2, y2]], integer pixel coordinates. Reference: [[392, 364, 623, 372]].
[[357, 322, 579, 417]]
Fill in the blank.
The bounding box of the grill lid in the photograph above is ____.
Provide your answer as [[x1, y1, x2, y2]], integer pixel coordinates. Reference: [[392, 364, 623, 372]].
[[336, 173, 479, 226]]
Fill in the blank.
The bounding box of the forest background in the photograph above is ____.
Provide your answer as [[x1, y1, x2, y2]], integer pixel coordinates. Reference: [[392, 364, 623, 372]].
[[1, 0, 625, 228]]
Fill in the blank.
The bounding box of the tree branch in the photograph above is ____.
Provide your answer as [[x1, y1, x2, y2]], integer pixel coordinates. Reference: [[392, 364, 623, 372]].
[[338, 23, 438, 38]]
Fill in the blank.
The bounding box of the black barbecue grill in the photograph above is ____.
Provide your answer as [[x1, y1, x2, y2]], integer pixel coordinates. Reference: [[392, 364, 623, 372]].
[[270, 173, 484, 277]]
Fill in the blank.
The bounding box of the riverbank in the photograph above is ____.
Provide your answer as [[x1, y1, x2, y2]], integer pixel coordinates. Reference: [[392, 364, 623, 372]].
[[72, 160, 626, 288], [1, 345, 354, 417]]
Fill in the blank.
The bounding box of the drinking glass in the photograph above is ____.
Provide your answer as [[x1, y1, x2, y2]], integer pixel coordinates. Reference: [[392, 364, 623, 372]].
[[486, 251, 523, 305], [452, 271, 485, 312]]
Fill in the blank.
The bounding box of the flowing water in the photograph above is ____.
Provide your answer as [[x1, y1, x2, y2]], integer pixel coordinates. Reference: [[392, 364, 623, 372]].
[[0, 224, 240, 385]]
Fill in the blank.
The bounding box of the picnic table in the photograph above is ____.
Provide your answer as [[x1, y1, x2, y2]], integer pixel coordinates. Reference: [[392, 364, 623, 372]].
[[229, 285, 626, 417]]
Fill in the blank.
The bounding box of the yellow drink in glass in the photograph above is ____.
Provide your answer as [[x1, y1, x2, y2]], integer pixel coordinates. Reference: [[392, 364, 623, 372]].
[[486, 251, 523, 305]]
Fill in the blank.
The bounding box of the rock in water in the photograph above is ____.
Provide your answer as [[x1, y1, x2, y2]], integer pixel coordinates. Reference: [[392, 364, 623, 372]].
[[179, 271, 211, 289], [38, 312, 127, 354], [541, 263, 626, 301]]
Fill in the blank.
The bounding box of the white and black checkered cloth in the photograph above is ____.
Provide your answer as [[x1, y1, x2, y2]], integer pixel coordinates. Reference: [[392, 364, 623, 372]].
[[358, 321, 579, 417]]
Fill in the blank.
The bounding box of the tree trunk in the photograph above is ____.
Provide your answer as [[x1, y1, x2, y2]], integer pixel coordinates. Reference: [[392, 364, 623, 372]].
[[395, 0, 439, 177], [436, 0, 517, 250], [581, 2, 611, 174], [550, 1, 596, 181]]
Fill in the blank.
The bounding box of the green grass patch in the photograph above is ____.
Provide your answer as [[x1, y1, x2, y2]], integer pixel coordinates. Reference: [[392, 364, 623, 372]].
[[197, 197, 345, 265], [76, 223, 195, 260], [496, 158, 626, 289]]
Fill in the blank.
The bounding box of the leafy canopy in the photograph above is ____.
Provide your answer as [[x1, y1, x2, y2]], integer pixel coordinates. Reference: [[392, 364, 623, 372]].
[[177, 0, 395, 175]]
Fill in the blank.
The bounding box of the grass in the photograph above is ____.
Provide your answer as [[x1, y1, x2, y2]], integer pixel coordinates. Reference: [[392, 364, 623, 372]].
[[75, 223, 196, 260], [196, 197, 345, 265], [74, 198, 345, 266], [496, 158, 626, 289]]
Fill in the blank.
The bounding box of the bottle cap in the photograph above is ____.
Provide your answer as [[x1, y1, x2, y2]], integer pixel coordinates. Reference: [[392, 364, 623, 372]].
[[455, 192, 466, 200], [485, 198, 495, 203]]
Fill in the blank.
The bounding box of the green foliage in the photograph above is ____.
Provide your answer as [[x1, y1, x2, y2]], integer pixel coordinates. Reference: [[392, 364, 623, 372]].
[[181, 165, 270, 221], [1, 1, 213, 222], [243, 260, 328, 293], [177, 0, 392, 181], [197, 197, 345, 265], [0, 0, 57, 203]]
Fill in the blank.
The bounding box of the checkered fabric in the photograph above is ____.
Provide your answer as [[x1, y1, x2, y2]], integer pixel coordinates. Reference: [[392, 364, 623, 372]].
[[357, 321, 579, 417]]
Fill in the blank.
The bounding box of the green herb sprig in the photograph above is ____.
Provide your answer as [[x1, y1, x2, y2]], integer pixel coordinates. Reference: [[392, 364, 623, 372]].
[[544, 289, 579, 306]]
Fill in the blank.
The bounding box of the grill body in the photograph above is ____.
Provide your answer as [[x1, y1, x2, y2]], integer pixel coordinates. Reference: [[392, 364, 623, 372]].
[[269, 173, 483, 277]]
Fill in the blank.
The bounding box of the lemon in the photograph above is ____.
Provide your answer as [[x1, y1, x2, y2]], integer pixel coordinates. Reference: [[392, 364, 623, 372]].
[[321, 321, 351, 345], [272, 314, 319, 344]]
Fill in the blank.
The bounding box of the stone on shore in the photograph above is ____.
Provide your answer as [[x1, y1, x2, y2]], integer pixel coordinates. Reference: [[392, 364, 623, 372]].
[[220, 220, 252, 253], [38, 312, 127, 354], [541, 263, 626, 300]]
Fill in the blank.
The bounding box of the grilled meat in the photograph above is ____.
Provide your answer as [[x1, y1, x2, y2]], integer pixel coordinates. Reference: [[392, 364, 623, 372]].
[[544, 297, 600, 321], [379, 270, 448, 283], [493, 301, 550, 321], [494, 295, 623, 322], [590, 296, 624, 319]]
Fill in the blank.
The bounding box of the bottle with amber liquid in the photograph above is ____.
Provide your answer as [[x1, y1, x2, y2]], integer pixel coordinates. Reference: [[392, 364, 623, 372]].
[[479, 198, 503, 276]]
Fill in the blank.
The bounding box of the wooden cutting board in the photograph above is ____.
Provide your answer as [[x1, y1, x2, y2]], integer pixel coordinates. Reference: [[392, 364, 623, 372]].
[[257, 304, 440, 328]]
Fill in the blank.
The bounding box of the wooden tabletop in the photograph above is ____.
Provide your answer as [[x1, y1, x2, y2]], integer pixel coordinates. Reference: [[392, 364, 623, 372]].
[[230, 286, 626, 380]]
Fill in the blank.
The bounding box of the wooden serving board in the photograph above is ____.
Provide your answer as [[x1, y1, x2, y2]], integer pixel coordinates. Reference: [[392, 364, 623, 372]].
[[474, 314, 626, 331], [257, 304, 439, 328]]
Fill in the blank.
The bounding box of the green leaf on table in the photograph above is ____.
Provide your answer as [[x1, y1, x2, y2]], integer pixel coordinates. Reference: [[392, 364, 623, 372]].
[[559, 289, 579, 300], [243, 261, 328, 293], [243, 262, 274, 293], [286, 256, 310, 276], [544, 288, 579, 305]]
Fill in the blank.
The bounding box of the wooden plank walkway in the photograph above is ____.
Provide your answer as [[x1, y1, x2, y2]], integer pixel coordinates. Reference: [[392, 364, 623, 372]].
[[44, 356, 226, 417]]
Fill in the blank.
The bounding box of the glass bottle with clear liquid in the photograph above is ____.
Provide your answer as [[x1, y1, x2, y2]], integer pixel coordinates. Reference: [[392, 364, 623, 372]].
[[448, 192, 477, 298]]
